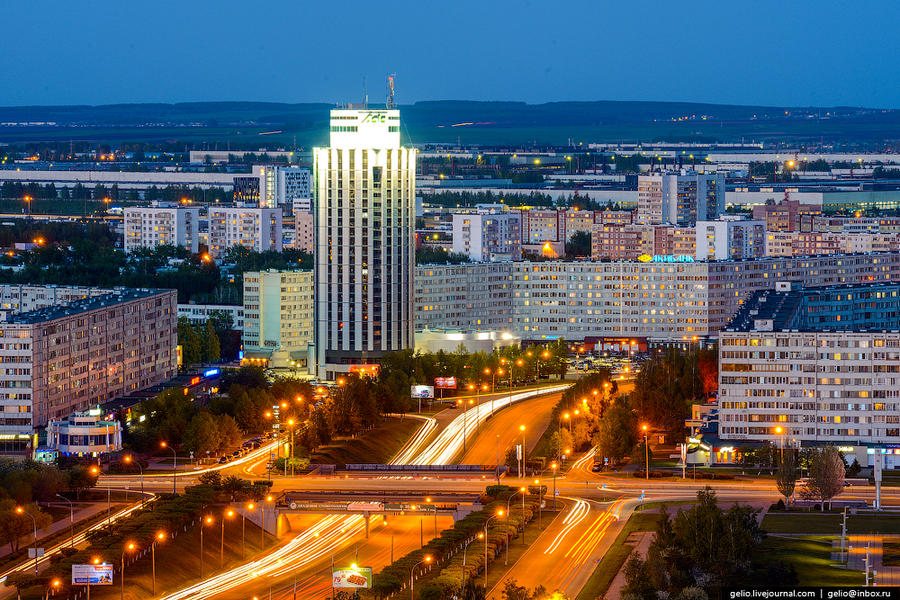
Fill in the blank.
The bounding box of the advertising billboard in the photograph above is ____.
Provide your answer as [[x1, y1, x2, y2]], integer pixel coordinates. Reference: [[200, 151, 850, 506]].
[[332, 567, 373, 589], [411, 385, 435, 398], [72, 564, 113, 586], [434, 377, 457, 389]]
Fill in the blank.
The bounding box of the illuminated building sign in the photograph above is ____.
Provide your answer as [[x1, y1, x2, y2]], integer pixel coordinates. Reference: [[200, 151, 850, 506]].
[[637, 254, 695, 263]]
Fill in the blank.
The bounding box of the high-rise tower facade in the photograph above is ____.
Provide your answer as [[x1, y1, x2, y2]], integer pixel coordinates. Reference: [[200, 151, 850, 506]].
[[313, 109, 416, 377]]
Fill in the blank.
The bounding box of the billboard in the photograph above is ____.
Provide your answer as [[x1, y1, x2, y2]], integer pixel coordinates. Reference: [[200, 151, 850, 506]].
[[411, 385, 434, 399], [332, 567, 373, 589], [435, 377, 457, 390], [72, 564, 113, 585]]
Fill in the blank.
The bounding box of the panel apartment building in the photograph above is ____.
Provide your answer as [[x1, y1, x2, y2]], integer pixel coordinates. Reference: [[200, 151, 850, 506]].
[[718, 281, 900, 464], [242, 270, 314, 369], [208, 207, 282, 257], [124, 205, 201, 253], [415, 253, 900, 343], [0, 287, 177, 453]]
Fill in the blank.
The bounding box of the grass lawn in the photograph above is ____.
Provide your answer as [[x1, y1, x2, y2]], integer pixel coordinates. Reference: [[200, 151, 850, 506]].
[[763, 513, 900, 535], [310, 416, 424, 465], [574, 512, 663, 600], [755, 536, 864, 586]]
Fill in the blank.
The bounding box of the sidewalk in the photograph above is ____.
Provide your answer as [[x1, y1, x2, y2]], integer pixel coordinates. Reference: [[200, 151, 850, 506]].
[[0, 502, 114, 561], [606, 531, 653, 599]]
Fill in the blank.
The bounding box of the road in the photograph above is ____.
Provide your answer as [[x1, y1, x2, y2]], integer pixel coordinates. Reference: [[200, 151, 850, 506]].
[[150, 385, 571, 600], [460, 392, 561, 466]]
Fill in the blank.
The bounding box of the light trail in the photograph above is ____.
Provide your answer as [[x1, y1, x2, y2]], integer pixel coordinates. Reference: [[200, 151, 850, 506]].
[[409, 385, 570, 465], [0, 491, 156, 586], [543, 498, 589, 555], [158, 386, 567, 600]]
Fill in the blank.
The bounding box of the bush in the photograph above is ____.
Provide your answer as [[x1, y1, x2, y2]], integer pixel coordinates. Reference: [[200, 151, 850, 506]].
[[769, 499, 786, 511], [633, 470, 673, 478]]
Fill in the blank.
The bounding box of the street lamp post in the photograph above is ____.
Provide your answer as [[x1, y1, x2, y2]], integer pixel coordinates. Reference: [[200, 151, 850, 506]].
[[504, 489, 527, 565], [120, 542, 136, 600], [461, 532, 484, 593], [200, 515, 213, 578], [550, 463, 558, 508], [409, 556, 432, 600], [152, 532, 165, 596], [519, 425, 527, 478], [123, 455, 144, 505], [533, 479, 542, 527], [775, 426, 785, 463], [160, 441, 177, 494], [642, 425, 649, 479], [221, 509, 235, 568], [484, 510, 503, 587], [16, 507, 38, 574], [55, 494, 74, 548]]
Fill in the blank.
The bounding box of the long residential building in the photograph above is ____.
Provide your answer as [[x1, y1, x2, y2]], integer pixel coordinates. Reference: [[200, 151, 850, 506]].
[[718, 282, 900, 461], [415, 253, 900, 342], [0, 288, 177, 453]]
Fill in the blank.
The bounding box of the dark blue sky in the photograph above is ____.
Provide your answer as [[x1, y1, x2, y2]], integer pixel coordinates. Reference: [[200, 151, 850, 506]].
[[2, 0, 898, 108]]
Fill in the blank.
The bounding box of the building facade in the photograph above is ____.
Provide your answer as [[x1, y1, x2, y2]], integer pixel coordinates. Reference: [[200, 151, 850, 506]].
[[718, 282, 900, 453], [452, 210, 522, 261], [313, 108, 416, 377], [415, 253, 900, 342], [46, 410, 123, 457], [207, 207, 282, 257], [123, 205, 200, 253], [177, 303, 244, 330], [0, 288, 177, 450], [695, 218, 766, 261], [637, 172, 725, 225], [242, 270, 314, 369]]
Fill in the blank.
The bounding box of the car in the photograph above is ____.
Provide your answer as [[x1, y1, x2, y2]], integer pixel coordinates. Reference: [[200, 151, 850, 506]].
[[219, 456, 229, 464], [232, 450, 242, 457]]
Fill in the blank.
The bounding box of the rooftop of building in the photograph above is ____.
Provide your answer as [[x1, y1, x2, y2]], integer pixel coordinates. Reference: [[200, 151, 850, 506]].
[[4, 288, 172, 324], [723, 280, 900, 333]]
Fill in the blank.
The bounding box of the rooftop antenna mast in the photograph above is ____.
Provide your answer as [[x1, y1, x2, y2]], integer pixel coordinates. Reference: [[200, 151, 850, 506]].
[[387, 74, 396, 108], [363, 76, 368, 108]]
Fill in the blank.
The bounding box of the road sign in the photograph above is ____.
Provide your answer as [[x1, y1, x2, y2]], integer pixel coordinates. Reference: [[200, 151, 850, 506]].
[[28, 548, 44, 558], [72, 564, 113, 585], [332, 567, 372, 589]]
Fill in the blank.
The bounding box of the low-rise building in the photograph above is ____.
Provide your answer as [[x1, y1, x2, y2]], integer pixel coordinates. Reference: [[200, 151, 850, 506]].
[[177, 303, 244, 329], [46, 410, 123, 457]]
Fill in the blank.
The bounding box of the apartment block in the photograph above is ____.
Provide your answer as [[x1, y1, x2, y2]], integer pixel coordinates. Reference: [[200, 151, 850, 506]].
[[452, 210, 522, 261], [590, 224, 654, 260], [415, 253, 900, 342], [752, 199, 821, 232], [242, 270, 314, 369], [0, 288, 177, 452], [208, 207, 282, 257], [637, 171, 725, 225], [695, 218, 766, 260], [718, 282, 900, 456], [123, 205, 200, 253]]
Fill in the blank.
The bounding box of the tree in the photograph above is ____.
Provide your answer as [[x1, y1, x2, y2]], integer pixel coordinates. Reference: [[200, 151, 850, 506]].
[[776, 450, 799, 506], [564, 231, 591, 258], [593, 396, 637, 465], [65, 465, 98, 500], [183, 412, 220, 455], [805, 446, 845, 510], [4, 571, 39, 599], [0, 502, 52, 553], [203, 321, 221, 363]]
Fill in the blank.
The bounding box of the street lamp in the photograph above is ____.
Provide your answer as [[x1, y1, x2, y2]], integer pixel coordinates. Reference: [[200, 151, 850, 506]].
[[55, 493, 74, 548], [550, 463, 558, 508], [774, 426, 785, 462], [285, 418, 296, 477], [462, 532, 484, 593], [120, 542, 136, 600], [484, 509, 503, 586], [200, 515, 213, 578], [87, 556, 102, 600], [221, 508, 236, 568], [409, 555, 432, 600], [160, 441, 177, 494], [16, 507, 38, 574], [642, 425, 649, 479], [44, 578, 61, 600], [504, 488, 527, 565], [123, 455, 144, 503], [519, 425, 526, 478], [152, 531, 166, 595]]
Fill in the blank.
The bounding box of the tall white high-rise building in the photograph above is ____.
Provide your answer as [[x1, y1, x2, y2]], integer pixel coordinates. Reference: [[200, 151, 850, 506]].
[[313, 108, 416, 377]]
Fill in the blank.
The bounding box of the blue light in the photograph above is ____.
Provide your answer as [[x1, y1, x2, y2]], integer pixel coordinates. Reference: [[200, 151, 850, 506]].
[[204, 368, 220, 377]]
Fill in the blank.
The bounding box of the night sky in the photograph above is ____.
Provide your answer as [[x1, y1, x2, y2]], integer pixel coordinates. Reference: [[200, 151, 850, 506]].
[[2, 0, 897, 108]]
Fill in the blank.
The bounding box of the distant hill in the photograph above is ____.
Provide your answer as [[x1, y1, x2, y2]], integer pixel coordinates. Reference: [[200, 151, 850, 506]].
[[0, 100, 897, 147]]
